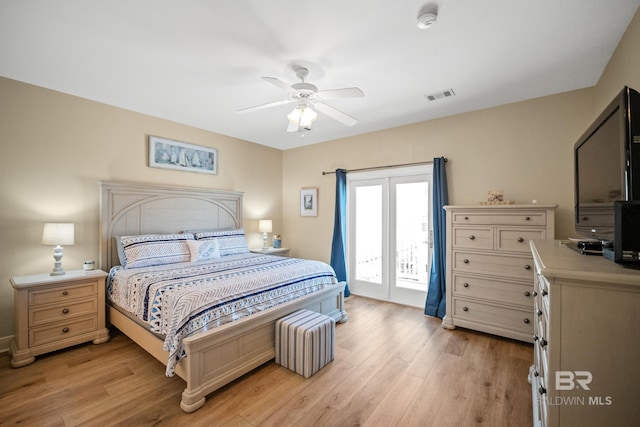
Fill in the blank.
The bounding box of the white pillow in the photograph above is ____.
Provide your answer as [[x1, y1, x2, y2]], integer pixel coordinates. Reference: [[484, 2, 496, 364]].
[[194, 229, 249, 256], [187, 239, 221, 262]]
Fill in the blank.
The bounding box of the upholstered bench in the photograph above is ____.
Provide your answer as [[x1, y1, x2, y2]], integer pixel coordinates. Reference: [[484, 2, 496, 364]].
[[275, 309, 335, 378]]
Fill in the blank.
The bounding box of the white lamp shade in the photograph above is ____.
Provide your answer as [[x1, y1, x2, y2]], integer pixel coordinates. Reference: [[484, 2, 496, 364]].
[[287, 106, 317, 128], [258, 219, 273, 233], [42, 223, 75, 246]]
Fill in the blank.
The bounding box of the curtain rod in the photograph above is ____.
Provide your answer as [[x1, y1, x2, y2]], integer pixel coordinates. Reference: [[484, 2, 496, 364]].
[[321, 158, 447, 175]]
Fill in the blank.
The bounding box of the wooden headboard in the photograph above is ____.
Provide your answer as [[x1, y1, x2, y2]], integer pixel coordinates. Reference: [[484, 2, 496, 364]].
[[99, 181, 243, 270]]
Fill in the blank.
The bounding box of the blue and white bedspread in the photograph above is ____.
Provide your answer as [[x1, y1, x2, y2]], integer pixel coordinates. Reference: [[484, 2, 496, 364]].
[[107, 253, 338, 376]]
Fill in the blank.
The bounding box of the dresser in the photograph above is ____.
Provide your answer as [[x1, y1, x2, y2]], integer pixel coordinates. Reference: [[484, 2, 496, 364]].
[[10, 269, 109, 368], [529, 240, 640, 426], [442, 205, 556, 341]]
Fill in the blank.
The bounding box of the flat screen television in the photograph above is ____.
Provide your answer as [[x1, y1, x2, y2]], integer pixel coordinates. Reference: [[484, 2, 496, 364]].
[[574, 86, 640, 245]]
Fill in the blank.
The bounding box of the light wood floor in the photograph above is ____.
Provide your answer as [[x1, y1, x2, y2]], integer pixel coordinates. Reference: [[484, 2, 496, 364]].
[[0, 296, 533, 426]]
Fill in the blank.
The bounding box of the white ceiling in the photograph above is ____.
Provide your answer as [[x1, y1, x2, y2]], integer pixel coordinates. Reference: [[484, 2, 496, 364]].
[[2, 1, 639, 150]]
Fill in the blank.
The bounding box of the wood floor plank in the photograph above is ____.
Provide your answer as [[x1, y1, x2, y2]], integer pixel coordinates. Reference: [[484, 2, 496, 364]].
[[0, 296, 532, 426]]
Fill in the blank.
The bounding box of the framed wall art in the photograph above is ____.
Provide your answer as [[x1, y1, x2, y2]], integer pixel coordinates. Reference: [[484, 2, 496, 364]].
[[300, 188, 318, 217], [149, 135, 217, 175]]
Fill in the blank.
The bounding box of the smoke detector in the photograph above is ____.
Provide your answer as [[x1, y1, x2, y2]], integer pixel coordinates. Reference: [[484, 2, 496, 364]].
[[417, 12, 437, 29]]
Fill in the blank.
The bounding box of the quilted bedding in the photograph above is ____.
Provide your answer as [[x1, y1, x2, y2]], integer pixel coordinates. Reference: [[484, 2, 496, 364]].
[[107, 252, 338, 376]]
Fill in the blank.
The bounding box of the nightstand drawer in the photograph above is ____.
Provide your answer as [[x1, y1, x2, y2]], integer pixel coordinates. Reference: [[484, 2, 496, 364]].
[[28, 281, 97, 306], [29, 316, 98, 347], [29, 297, 98, 327]]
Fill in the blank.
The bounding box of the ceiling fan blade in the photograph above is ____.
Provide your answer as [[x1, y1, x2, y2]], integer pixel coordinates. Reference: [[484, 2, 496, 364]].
[[262, 77, 299, 95], [315, 102, 358, 126], [237, 99, 293, 114], [287, 120, 298, 132], [316, 87, 364, 100]]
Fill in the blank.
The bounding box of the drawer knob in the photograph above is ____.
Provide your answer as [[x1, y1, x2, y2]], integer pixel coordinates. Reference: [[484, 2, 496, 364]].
[[541, 289, 548, 297], [524, 291, 531, 297], [62, 290, 69, 296], [539, 385, 546, 395], [540, 338, 548, 347], [463, 259, 469, 264], [533, 334, 539, 341], [62, 308, 69, 314], [517, 237, 524, 243], [463, 282, 470, 288], [533, 291, 538, 297], [525, 216, 531, 221], [536, 309, 543, 316], [463, 306, 469, 312], [62, 327, 69, 333], [464, 216, 469, 220], [524, 264, 531, 270], [533, 369, 539, 377], [469, 235, 475, 240], [523, 318, 530, 324]]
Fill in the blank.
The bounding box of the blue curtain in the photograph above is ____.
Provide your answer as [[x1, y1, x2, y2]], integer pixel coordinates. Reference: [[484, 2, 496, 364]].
[[330, 169, 350, 297], [424, 157, 448, 317]]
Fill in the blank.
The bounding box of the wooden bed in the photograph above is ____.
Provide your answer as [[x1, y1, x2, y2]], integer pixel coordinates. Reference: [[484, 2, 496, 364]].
[[99, 181, 347, 413]]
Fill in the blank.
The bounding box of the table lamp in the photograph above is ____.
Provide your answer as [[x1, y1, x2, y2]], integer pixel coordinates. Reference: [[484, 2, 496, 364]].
[[258, 219, 272, 250], [42, 223, 75, 276]]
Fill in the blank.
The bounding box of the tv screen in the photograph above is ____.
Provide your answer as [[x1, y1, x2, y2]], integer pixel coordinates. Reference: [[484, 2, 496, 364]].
[[574, 86, 640, 241]]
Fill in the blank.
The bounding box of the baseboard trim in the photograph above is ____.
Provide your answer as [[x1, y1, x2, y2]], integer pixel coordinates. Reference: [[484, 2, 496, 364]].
[[0, 335, 13, 355]]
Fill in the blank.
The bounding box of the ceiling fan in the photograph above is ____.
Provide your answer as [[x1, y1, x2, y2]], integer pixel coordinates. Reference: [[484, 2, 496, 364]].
[[237, 67, 364, 132]]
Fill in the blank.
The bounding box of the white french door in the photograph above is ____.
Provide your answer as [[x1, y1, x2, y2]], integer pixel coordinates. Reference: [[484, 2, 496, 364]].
[[347, 165, 433, 307]]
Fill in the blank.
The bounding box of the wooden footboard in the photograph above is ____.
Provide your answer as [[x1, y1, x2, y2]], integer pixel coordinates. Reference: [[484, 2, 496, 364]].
[[107, 282, 347, 413]]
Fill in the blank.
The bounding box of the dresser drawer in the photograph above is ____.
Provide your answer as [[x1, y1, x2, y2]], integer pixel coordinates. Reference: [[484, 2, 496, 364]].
[[453, 251, 534, 280], [452, 211, 547, 226], [497, 228, 546, 253], [452, 227, 493, 250], [452, 298, 533, 333], [29, 316, 98, 347], [452, 274, 534, 307], [28, 281, 97, 306], [29, 297, 98, 327]]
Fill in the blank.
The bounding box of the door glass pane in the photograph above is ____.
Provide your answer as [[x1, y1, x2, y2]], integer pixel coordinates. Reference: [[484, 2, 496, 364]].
[[395, 181, 429, 291], [355, 185, 382, 284]]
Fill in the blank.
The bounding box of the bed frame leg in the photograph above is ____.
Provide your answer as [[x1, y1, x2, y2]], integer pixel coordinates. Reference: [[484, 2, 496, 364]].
[[180, 393, 206, 413]]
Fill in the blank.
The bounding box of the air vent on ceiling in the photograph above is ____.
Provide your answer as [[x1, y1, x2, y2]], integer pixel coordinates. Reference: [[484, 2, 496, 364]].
[[424, 89, 455, 102]]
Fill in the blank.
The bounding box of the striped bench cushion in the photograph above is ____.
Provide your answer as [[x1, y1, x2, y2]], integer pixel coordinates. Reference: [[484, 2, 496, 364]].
[[275, 309, 335, 378]]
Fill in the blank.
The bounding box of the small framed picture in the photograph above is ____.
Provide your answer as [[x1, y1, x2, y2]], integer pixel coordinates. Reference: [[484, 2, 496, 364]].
[[149, 135, 217, 175], [300, 188, 318, 217]]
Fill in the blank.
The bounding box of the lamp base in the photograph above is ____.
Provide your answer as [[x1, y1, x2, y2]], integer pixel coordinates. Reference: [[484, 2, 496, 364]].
[[50, 245, 66, 276]]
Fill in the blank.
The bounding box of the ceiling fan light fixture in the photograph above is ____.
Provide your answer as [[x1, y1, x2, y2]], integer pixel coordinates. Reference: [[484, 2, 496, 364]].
[[287, 106, 317, 128]]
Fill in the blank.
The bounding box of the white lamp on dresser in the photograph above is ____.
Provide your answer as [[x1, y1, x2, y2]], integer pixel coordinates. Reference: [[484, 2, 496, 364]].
[[258, 219, 272, 250], [41, 222, 74, 276]]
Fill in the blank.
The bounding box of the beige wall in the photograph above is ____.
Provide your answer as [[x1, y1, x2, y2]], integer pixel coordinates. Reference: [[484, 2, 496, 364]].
[[282, 7, 640, 264], [0, 77, 283, 339]]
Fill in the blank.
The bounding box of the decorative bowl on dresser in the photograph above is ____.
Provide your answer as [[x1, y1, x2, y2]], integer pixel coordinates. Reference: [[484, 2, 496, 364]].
[[10, 269, 110, 368], [442, 204, 557, 342]]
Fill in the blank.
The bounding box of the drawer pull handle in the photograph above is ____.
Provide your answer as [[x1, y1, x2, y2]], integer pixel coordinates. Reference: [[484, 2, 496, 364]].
[[539, 385, 546, 395], [463, 259, 469, 264], [533, 369, 539, 377], [517, 237, 524, 243], [524, 291, 531, 297], [536, 309, 543, 317], [464, 216, 469, 220], [523, 318, 530, 324], [62, 308, 69, 314], [540, 338, 548, 348], [524, 264, 531, 270], [533, 334, 539, 341], [62, 327, 69, 333], [541, 289, 548, 296], [525, 216, 531, 221], [469, 235, 475, 240], [463, 306, 469, 312], [463, 282, 469, 288], [533, 291, 538, 297], [62, 290, 69, 296]]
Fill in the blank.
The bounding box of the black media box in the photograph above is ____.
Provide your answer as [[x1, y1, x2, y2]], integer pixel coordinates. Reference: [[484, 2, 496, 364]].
[[606, 201, 640, 263]]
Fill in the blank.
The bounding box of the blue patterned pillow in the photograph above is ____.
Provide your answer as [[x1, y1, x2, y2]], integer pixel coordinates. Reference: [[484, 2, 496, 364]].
[[187, 239, 221, 262], [194, 229, 249, 256], [120, 233, 194, 269]]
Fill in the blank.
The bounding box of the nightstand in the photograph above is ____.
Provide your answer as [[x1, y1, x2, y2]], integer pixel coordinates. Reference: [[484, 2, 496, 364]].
[[250, 247, 290, 257], [10, 269, 109, 368]]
